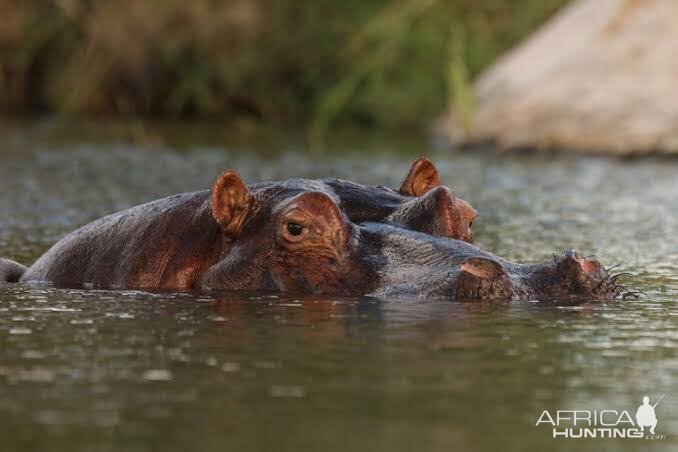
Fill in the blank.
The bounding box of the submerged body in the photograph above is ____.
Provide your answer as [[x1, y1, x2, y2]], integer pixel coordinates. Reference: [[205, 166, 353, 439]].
[[1, 159, 621, 301]]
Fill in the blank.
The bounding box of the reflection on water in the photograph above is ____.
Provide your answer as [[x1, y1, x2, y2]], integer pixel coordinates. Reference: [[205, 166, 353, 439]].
[[0, 130, 676, 451]]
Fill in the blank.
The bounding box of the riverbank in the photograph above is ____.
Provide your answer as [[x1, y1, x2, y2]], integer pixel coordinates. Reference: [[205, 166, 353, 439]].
[[1, 0, 564, 137]]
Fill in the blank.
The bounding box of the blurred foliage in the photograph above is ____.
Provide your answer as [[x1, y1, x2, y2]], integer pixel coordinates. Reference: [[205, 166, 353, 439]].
[[0, 0, 565, 133]]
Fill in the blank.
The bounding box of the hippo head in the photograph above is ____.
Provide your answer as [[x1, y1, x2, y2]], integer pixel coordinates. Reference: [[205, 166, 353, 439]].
[[201, 170, 374, 293], [368, 225, 623, 301], [200, 170, 623, 301], [324, 158, 477, 242]]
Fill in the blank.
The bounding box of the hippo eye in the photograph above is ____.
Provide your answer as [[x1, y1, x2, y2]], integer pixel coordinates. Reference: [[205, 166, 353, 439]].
[[286, 222, 304, 236], [469, 221, 473, 228]]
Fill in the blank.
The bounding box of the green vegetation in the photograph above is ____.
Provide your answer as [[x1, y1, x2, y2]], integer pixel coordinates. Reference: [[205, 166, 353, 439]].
[[0, 0, 565, 135]]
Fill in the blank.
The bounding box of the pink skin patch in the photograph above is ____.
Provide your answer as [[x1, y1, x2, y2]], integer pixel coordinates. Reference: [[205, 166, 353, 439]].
[[578, 258, 601, 274], [460, 258, 503, 279]]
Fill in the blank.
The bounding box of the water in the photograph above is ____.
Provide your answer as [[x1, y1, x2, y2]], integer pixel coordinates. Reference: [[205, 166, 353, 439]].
[[0, 126, 676, 451]]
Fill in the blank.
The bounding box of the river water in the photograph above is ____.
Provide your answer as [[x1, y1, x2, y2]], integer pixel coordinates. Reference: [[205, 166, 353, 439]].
[[0, 125, 676, 451]]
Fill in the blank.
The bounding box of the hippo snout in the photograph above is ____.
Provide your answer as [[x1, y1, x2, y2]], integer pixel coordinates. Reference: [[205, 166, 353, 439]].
[[516, 249, 621, 301], [435, 250, 620, 302]]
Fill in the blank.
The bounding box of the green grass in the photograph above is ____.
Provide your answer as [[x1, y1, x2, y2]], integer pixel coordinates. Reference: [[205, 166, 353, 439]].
[[0, 0, 565, 136]]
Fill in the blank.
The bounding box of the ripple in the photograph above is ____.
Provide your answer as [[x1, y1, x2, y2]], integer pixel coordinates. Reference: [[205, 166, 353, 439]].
[[9, 327, 32, 335], [142, 369, 173, 381]]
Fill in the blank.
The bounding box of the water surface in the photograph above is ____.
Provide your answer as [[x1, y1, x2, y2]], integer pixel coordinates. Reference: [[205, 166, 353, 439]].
[[0, 127, 676, 451]]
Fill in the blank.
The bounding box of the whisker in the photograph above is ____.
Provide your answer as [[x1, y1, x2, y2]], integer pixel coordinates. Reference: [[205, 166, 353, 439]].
[[622, 289, 644, 300]]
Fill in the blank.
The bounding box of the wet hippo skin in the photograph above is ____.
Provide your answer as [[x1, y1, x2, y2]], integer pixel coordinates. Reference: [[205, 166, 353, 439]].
[[1, 159, 622, 300]]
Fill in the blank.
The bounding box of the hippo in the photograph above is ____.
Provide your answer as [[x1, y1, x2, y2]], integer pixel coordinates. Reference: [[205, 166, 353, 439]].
[[0, 159, 474, 286], [0, 160, 623, 300]]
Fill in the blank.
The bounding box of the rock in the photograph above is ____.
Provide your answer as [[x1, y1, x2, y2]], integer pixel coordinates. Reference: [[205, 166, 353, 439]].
[[437, 0, 678, 155]]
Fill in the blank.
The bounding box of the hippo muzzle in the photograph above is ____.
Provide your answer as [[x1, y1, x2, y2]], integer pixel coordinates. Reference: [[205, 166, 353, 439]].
[[363, 224, 622, 301]]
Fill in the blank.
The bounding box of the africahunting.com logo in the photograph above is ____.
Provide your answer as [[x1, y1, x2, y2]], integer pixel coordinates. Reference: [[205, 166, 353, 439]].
[[536, 395, 666, 440]]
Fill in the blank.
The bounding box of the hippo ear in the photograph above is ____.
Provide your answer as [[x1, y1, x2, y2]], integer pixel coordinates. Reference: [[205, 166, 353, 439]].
[[211, 170, 254, 237], [399, 158, 440, 196], [387, 186, 477, 243]]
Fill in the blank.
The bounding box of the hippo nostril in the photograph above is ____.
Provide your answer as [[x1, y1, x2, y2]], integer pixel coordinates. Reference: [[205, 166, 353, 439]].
[[579, 258, 601, 274], [455, 257, 513, 300], [460, 257, 505, 279], [558, 250, 604, 277]]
